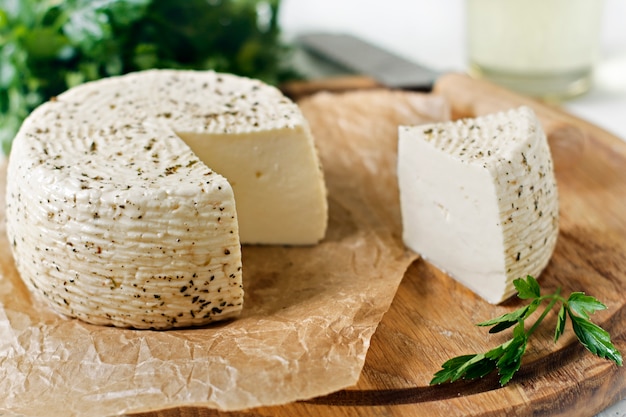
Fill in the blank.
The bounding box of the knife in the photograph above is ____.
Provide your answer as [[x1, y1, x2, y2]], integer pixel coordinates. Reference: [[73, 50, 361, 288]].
[[281, 33, 442, 99]]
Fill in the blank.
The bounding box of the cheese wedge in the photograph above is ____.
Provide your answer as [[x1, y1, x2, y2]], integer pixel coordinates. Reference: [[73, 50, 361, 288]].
[[398, 106, 558, 304], [6, 70, 327, 329]]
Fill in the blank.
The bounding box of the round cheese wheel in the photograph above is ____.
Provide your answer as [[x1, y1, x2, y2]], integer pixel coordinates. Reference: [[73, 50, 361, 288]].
[[6, 70, 327, 329]]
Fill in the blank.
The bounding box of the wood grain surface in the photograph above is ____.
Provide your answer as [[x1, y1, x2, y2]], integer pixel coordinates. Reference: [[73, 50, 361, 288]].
[[130, 74, 626, 417]]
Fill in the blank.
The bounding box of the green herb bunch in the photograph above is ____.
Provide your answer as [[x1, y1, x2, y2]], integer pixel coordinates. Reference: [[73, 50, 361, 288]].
[[0, 0, 298, 153], [431, 276, 623, 386]]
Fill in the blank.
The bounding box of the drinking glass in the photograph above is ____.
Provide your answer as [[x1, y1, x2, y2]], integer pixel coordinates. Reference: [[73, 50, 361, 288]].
[[467, 0, 605, 100]]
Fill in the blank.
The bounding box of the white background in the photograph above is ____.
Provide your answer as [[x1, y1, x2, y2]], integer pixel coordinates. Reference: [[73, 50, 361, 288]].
[[279, 1, 626, 416], [279, 0, 626, 142]]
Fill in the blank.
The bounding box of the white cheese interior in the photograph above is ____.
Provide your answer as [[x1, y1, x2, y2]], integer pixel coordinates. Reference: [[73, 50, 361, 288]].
[[179, 127, 326, 244], [398, 106, 559, 304], [399, 140, 507, 299]]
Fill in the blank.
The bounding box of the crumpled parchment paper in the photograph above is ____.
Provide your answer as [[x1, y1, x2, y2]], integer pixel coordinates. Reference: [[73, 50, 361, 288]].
[[0, 90, 449, 417]]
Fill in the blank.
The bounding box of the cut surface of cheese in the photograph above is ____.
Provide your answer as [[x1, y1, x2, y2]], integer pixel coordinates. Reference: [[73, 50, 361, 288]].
[[6, 70, 327, 329], [398, 106, 558, 304], [179, 128, 326, 244]]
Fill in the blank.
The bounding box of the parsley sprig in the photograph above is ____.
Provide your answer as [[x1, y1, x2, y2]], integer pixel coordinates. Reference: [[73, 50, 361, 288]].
[[431, 276, 623, 386]]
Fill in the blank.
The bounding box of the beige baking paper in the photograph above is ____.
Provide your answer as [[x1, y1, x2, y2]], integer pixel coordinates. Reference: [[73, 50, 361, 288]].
[[0, 90, 449, 417]]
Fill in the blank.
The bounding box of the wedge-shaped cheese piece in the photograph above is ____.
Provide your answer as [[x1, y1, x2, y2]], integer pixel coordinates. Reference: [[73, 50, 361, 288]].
[[6, 70, 327, 328], [398, 106, 558, 304]]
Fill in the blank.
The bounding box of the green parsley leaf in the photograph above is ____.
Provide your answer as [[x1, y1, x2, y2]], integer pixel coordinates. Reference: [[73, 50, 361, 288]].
[[567, 292, 607, 319], [477, 305, 528, 333], [430, 354, 490, 385], [514, 275, 541, 299], [477, 299, 539, 334], [569, 313, 623, 366], [496, 331, 527, 385], [458, 354, 496, 381]]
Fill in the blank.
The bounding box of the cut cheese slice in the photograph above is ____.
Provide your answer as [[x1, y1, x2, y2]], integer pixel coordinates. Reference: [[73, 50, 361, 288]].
[[398, 106, 559, 304], [6, 70, 328, 329]]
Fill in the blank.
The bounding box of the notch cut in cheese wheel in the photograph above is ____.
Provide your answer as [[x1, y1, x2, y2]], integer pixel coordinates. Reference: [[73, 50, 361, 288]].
[[398, 106, 559, 304], [6, 70, 328, 329], [180, 128, 326, 244]]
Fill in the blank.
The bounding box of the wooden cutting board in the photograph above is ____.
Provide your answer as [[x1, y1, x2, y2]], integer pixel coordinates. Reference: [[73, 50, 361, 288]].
[[133, 74, 626, 417]]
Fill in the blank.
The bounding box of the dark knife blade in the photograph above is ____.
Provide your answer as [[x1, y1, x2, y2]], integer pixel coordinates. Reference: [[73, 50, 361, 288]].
[[296, 33, 441, 91]]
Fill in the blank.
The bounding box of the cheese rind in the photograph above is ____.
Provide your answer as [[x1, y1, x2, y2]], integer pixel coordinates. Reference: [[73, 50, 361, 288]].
[[398, 106, 559, 304], [6, 70, 327, 328]]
